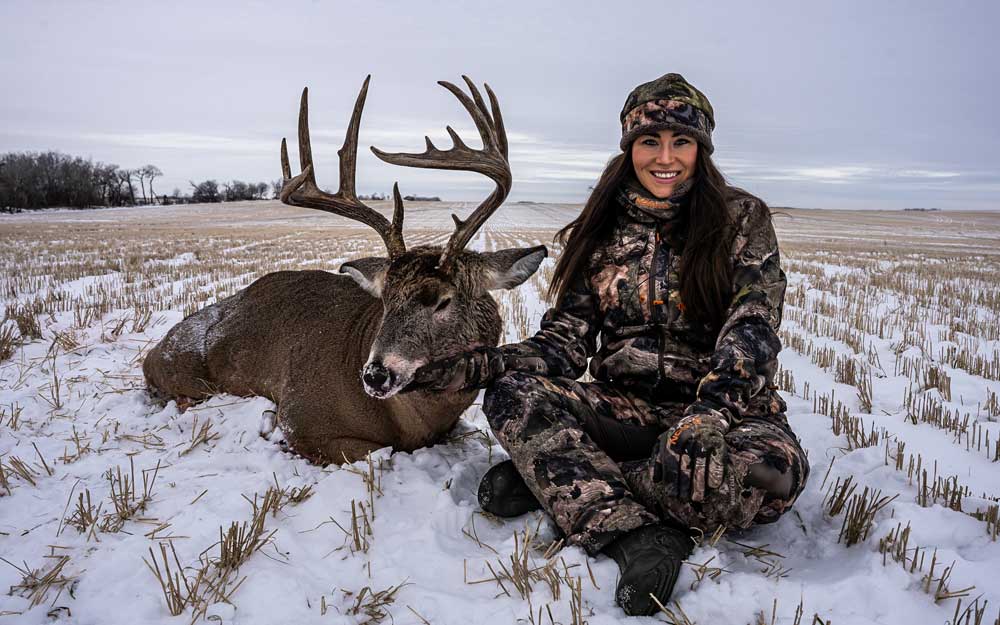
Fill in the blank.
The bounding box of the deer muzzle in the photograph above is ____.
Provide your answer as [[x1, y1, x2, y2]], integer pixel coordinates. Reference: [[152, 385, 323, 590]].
[[362, 353, 424, 399]]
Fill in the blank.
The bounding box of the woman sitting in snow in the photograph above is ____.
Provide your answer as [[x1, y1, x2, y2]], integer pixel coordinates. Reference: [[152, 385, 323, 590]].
[[407, 73, 810, 615]]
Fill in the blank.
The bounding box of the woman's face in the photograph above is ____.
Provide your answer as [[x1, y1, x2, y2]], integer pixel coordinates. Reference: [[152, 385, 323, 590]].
[[630, 129, 698, 199]]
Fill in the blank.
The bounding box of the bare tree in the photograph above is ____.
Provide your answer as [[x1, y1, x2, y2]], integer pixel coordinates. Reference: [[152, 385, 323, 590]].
[[143, 165, 163, 204], [118, 169, 136, 205]]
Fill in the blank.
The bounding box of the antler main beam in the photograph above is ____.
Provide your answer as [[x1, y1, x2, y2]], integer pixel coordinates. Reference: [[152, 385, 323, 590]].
[[279, 76, 406, 258], [371, 76, 512, 270]]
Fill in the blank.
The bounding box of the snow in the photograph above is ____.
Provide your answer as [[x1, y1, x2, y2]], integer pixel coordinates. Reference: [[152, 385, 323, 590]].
[[1, 203, 999, 625]]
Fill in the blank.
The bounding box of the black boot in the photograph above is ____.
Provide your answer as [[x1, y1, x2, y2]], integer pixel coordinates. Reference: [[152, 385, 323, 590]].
[[602, 523, 693, 616], [477, 460, 541, 517]]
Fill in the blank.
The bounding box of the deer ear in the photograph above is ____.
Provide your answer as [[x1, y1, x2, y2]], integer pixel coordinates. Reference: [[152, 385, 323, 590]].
[[482, 245, 548, 290], [340, 257, 389, 297]]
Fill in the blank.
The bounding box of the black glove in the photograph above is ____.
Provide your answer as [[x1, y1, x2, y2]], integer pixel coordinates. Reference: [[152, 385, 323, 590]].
[[653, 408, 728, 502], [406, 347, 506, 393]]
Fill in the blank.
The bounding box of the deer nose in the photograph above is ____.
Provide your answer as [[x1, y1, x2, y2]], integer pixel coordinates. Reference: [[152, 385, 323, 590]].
[[362, 362, 395, 396]]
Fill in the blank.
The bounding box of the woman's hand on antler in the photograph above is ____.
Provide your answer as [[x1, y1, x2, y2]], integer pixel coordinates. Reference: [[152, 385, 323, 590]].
[[406, 347, 507, 393]]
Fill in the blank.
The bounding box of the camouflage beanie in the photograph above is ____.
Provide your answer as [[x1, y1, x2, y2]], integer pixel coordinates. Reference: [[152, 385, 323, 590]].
[[619, 73, 715, 154]]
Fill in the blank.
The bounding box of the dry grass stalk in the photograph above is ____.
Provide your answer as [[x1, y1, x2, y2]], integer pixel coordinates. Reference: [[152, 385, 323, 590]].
[[130, 306, 153, 333], [179, 416, 220, 456], [754, 598, 779, 625], [2, 402, 24, 430], [101, 457, 161, 532], [686, 555, 730, 590], [340, 499, 373, 554], [102, 313, 130, 342], [969, 504, 998, 541], [270, 473, 314, 512], [725, 538, 790, 582], [823, 476, 857, 517], [143, 486, 288, 619], [32, 442, 53, 477], [921, 549, 976, 604], [837, 487, 898, 547], [0, 323, 17, 361], [949, 595, 992, 625], [466, 522, 589, 605], [60, 426, 92, 464], [344, 581, 409, 624], [651, 596, 697, 625], [143, 541, 206, 616], [841, 415, 884, 450], [51, 329, 80, 353], [461, 512, 500, 555], [1, 554, 75, 608], [5, 455, 39, 487], [38, 352, 64, 411], [342, 451, 385, 519], [216, 518, 276, 571], [877, 521, 979, 610], [65, 489, 103, 539], [407, 605, 432, 625], [0, 459, 10, 496], [117, 430, 166, 449], [8, 305, 41, 340]]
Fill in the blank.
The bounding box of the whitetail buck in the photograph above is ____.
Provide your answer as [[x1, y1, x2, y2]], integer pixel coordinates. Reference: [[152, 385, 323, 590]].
[[143, 76, 546, 464]]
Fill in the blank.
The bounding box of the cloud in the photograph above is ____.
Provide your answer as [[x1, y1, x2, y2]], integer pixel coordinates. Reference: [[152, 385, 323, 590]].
[[728, 163, 966, 186], [75, 131, 274, 153]]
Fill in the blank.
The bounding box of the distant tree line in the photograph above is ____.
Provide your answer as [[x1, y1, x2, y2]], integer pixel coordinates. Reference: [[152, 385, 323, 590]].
[[0, 151, 162, 211], [1, 150, 443, 212], [0, 150, 284, 212], [185, 179, 280, 204]]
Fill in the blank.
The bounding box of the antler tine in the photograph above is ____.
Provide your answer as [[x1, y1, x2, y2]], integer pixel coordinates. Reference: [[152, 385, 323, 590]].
[[278, 77, 406, 258], [370, 77, 512, 269], [483, 82, 508, 160], [459, 75, 497, 152]]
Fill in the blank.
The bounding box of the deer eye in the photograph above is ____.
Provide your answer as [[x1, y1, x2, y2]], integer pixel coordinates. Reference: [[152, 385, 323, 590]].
[[435, 297, 452, 312]]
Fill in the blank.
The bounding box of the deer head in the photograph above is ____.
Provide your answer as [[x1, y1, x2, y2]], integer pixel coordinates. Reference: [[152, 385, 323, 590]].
[[280, 76, 546, 399]]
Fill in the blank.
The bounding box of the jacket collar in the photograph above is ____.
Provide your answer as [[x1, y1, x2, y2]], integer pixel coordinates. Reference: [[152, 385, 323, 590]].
[[615, 176, 694, 227]]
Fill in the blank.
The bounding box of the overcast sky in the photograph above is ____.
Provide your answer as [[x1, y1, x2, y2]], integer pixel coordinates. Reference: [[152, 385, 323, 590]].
[[2, 0, 997, 209]]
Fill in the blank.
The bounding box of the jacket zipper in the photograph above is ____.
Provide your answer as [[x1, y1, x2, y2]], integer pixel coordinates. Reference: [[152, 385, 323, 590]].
[[650, 229, 668, 387]]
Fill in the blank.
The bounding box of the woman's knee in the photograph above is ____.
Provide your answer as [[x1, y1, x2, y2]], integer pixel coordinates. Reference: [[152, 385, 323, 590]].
[[483, 371, 547, 434], [725, 419, 810, 523], [484, 371, 586, 443]]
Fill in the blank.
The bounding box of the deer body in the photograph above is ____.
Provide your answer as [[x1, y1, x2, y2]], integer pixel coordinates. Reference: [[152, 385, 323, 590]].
[[143, 76, 543, 464], [144, 268, 496, 463]]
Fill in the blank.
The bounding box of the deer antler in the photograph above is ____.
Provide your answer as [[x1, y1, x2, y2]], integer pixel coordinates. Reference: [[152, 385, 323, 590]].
[[371, 76, 511, 270], [280, 76, 406, 258]]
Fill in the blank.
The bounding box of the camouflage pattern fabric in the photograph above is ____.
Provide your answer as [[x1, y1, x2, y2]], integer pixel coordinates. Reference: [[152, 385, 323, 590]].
[[619, 73, 715, 152], [498, 189, 788, 433], [484, 371, 809, 555], [476, 188, 803, 549]]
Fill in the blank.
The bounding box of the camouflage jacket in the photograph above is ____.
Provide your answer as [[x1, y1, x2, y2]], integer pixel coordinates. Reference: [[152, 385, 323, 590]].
[[499, 189, 787, 429]]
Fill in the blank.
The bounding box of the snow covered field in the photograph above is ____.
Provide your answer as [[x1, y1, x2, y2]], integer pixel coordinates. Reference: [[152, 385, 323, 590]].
[[1, 202, 999, 625]]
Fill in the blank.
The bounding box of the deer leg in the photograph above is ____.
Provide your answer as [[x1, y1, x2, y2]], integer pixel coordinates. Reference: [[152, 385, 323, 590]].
[[275, 396, 384, 465]]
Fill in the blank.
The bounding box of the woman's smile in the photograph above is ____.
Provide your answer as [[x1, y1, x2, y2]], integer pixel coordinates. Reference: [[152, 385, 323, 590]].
[[631, 129, 698, 198]]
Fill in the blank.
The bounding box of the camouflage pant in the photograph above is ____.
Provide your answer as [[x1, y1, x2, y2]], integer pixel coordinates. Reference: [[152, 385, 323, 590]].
[[483, 371, 809, 555]]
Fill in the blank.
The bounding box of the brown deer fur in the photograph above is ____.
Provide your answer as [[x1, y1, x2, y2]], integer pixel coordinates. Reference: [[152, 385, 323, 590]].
[[143, 244, 545, 464]]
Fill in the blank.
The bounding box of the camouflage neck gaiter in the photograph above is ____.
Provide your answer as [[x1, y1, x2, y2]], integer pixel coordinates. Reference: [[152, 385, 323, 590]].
[[615, 177, 694, 226]]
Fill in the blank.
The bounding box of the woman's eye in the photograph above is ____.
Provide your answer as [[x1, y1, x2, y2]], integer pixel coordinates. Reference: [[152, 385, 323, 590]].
[[674, 138, 690, 147], [642, 139, 659, 147], [435, 297, 452, 312]]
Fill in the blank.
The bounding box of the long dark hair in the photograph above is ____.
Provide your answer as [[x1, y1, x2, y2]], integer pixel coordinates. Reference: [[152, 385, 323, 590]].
[[549, 148, 738, 329]]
